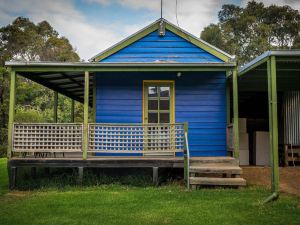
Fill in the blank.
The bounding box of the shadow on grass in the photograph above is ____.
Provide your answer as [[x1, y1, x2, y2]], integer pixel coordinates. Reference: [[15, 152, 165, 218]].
[[15, 167, 184, 190]]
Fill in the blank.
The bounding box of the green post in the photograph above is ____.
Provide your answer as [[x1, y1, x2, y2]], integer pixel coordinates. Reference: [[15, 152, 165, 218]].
[[93, 74, 96, 122], [232, 68, 240, 159], [226, 76, 231, 125], [7, 70, 16, 159], [71, 100, 75, 123], [267, 56, 279, 193], [83, 71, 89, 160], [54, 91, 58, 123], [183, 122, 189, 185]]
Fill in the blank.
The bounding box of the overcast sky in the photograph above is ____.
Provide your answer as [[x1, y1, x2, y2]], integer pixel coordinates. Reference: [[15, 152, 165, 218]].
[[0, 0, 299, 60]]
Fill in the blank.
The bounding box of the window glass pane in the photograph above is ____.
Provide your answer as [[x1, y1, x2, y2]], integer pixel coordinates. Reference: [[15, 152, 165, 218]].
[[160, 113, 169, 123], [148, 100, 158, 110], [148, 113, 158, 123], [160, 100, 169, 110], [160, 86, 170, 97], [148, 86, 158, 97]]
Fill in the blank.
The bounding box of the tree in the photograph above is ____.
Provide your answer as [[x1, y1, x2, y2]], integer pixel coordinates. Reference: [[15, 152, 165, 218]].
[[200, 1, 300, 65], [0, 17, 81, 153], [0, 17, 80, 63]]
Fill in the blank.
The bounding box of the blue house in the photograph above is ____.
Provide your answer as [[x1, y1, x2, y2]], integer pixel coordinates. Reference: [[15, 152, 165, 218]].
[[91, 19, 234, 157], [6, 18, 244, 188]]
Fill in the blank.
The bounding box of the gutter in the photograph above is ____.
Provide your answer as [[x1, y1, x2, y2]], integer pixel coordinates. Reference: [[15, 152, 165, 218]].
[[5, 61, 236, 67]]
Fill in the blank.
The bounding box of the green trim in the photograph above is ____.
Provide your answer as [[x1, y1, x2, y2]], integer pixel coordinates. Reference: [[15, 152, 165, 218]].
[[226, 74, 231, 125], [7, 70, 16, 159], [83, 71, 89, 160], [267, 56, 279, 193], [54, 91, 58, 123], [93, 23, 158, 61], [239, 57, 268, 76], [164, 23, 230, 62], [71, 100, 75, 122], [10, 66, 235, 73], [93, 74, 97, 122], [232, 68, 239, 159]]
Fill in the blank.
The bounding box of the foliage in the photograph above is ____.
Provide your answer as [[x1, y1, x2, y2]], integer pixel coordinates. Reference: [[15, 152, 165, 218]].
[[0, 17, 80, 63], [200, 1, 300, 65], [0, 17, 82, 149]]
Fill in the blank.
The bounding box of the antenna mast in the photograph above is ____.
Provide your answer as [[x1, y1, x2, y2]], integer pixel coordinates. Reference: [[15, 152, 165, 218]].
[[160, 0, 163, 18]]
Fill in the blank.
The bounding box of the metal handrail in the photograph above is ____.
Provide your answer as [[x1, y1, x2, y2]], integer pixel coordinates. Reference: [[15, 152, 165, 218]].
[[184, 130, 190, 189]]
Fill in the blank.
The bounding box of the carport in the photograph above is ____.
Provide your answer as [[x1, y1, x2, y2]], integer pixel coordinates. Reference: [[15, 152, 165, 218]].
[[238, 50, 300, 202]]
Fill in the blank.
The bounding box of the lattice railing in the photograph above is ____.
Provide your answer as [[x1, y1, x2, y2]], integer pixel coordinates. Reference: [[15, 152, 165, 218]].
[[13, 123, 83, 153], [227, 123, 234, 152], [12, 123, 185, 156], [88, 123, 185, 154]]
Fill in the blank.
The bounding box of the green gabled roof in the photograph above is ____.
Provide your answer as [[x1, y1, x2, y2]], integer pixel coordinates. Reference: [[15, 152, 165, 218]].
[[89, 18, 234, 63]]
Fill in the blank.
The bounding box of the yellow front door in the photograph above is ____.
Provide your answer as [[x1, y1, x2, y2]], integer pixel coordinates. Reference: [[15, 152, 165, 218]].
[[143, 81, 175, 156]]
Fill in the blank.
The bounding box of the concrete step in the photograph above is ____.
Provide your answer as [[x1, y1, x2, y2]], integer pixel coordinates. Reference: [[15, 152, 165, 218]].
[[189, 177, 246, 186], [189, 165, 242, 175]]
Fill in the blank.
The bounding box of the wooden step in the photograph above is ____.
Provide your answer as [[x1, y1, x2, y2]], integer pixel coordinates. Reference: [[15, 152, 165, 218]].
[[189, 157, 238, 165], [189, 165, 242, 174], [189, 177, 246, 186]]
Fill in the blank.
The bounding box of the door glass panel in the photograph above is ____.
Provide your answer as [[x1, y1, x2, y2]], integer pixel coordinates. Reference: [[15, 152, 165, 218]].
[[145, 83, 172, 124], [148, 86, 158, 97], [148, 100, 158, 110], [160, 100, 169, 110], [148, 113, 158, 123], [160, 86, 170, 97], [160, 113, 169, 123]]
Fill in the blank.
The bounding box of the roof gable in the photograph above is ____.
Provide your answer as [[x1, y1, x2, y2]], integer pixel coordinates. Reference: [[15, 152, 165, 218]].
[[100, 30, 222, 63], [90, 19, 233, 63]]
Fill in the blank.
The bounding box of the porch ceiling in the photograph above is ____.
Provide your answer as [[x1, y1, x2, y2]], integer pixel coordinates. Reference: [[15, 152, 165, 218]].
[[5, 61, 236, 104], [238, 51, 300, 92], [19, 71, 94, 104]]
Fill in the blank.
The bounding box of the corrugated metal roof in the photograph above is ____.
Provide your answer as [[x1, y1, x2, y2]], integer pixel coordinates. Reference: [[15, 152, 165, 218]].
[[238, 50, 300, 92], [239, 50, 300, 75]]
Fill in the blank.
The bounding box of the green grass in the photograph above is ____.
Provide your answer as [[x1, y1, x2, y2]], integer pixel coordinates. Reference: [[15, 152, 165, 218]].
[[0, 158, 299, 225], [0, 158, 8, 195]]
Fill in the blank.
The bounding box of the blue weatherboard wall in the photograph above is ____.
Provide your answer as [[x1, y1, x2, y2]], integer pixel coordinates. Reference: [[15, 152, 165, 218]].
[[96, 72, 227, 157], [99, 30, 223, 63]]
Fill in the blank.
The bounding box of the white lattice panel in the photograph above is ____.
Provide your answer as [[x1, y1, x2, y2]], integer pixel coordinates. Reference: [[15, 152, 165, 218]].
[[13, 123, 83, 152], [88, 123, 184, 153]]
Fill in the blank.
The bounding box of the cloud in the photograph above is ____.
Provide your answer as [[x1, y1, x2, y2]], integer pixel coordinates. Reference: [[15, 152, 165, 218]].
[[84, 0, 222, 41], [1, 0, 298, 60], [0, 0, 120, 60]]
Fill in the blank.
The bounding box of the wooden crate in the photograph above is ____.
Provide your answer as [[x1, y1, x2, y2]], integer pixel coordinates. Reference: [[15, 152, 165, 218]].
[[284, 145, 300, 166]]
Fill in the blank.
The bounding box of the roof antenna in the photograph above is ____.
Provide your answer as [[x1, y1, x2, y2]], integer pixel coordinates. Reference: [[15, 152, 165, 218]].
[[158, 0, 165, 36], [160, 0, 163, 18]]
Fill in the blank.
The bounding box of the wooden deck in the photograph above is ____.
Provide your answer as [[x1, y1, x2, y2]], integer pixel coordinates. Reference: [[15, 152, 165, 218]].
[[8, 157, 184, 168], [8, 156, 246, 189]]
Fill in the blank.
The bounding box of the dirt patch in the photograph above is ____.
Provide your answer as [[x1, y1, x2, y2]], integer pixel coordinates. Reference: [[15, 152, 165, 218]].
[[242, 167, 300, 196], [5, 191, 27, 198]]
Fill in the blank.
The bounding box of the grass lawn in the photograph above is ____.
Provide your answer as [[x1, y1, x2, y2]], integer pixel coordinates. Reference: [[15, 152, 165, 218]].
[[0, 158, 299, 225]]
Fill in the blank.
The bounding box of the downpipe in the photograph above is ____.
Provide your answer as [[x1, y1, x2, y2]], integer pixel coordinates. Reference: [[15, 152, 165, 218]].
[[262, 192, 279, 204]]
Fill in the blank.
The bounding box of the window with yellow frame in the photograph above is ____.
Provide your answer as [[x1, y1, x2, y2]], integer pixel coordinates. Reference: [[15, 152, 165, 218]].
[[143, 80, 175, 124]]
